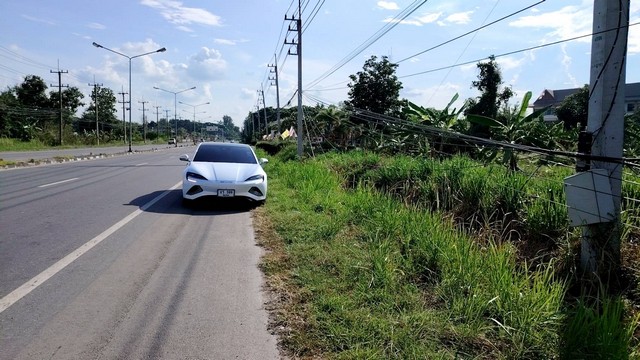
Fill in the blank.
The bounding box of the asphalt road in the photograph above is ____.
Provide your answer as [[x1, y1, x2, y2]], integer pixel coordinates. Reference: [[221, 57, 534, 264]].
[[0, 148, 280, 359], [0, 143, 186, 163]]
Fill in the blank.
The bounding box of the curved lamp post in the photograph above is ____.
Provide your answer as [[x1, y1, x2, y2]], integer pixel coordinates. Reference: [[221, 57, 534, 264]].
[[92, 42, 166, 152], [153, 86, 196, 146], [179, 101, 209, 142]]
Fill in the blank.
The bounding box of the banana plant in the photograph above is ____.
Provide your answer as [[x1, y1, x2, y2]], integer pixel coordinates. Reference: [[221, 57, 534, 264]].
[[402, 93, 468, 156], [466, 91, 550, 171]]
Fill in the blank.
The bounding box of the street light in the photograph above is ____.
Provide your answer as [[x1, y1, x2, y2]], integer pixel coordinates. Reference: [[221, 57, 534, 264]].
[[179, 101, 209, 142], [153, 86, 196, 146], [92, 41, 166, 152]]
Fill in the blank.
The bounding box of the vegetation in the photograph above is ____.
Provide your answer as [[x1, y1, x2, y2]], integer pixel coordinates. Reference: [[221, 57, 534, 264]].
[[345, 55, 405, 119], [0, 75, 241, 148], [256, 150, 639, 359]]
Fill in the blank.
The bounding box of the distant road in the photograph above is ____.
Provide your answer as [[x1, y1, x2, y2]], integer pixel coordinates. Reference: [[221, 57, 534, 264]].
[[0, 143, 194, 163], [0, 149, 280, 359]]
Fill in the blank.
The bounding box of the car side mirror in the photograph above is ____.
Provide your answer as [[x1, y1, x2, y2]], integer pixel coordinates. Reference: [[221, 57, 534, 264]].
[[179, 154, 190, 162], [259, 158, 269, 165]]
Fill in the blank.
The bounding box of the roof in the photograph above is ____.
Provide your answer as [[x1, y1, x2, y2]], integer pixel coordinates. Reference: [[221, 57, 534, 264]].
[[533, 82, 640, 109]]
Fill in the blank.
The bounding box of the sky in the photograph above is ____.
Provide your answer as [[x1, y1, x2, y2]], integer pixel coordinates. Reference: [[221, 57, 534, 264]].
[[1, 0, 639, 129]]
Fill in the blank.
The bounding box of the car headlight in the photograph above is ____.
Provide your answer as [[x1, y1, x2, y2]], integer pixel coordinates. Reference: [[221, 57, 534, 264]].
[[186, 171, 207, 182], [245, 174, 264, 182]]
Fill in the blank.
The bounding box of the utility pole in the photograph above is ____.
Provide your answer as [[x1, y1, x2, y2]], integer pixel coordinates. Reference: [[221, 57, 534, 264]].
[[154, 105, 162, 137], [578, 0, 629, 286], [259, 86, 268, 136], [269, 57, 281, 134], [285, 0, 303, 158], [139, 100, 149, 143], [118, 87, 129, 145], [88, 78, 103, 145], [252, 111, 256, 142], [50, 69, 68, 146], [164, 109, 171, 138]]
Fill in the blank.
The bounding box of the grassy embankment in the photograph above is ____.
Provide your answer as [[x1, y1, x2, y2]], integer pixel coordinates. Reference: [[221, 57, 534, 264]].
[[255, 148, 640, 359]]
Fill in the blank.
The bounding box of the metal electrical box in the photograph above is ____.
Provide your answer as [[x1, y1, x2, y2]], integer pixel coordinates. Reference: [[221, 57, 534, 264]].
[[563, 169, 615, 227]]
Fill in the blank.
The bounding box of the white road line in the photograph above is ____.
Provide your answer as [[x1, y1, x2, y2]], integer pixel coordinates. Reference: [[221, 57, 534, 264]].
[[135, 163, 148, 166], [0, 181, 182, 314], [38, 178, 79, 188]]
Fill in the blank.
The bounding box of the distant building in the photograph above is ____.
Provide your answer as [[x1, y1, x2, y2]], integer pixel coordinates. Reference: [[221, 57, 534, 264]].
[[532, 82, 640, 122]]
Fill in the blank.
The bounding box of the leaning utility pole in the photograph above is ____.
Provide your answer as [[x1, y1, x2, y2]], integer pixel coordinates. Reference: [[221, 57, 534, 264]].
[[268, 57, 281, 133], [118, 87, 129, 144], [285, 0, 303, 158], [88, 78, 103, 145], [575, 0, 629, 285], [139, 100, 149, 143], [50, 69, 68, 146]]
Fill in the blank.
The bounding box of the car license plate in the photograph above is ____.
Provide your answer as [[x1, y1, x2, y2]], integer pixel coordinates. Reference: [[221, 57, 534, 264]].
[[217, 189, 235, 197]]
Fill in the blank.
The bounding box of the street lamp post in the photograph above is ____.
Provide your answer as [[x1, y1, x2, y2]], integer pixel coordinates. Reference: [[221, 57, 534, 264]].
[[153, 86, 196, 146], [92, 42, 166, 152], [179, 101, 209, 143]]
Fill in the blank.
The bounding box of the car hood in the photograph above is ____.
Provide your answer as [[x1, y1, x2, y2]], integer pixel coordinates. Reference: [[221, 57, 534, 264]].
[[187, 161, 264, 182]]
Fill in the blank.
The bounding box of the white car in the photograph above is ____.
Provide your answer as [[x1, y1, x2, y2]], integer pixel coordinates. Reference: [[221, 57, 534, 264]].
[[179, 142, 268, 205]]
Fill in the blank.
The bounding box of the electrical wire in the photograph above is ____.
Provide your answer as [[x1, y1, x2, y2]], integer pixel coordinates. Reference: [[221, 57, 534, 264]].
[[399, 21, 640, 79], [397, 1, 544, 63], [305, 0, 430, 91]]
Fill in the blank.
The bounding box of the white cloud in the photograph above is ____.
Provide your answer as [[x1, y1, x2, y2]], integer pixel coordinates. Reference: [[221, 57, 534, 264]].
[[445, 11, 473, 25], [377, 1, 399, 10], [186, 47, 227, 81], [87, 22, 106, 30], [176, 25, 194, 33], [496, 56, 525, 71], [384, 17, 423, 26], [214, 38, 250, 46], [509, 4, 592, 43], [21, 14, 56, 26], [416, 12, 442, 24], [140, 0, 223, 26]]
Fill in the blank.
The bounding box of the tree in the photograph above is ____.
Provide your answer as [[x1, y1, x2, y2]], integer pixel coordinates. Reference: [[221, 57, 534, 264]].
[[15, 75, 50, 109], [218, 115, 240, 140], [0, 89, 20, 138], [314, 105, 351, 147], [80, 87, 120, 139], [465, 56, 514, 137], [345, 55, 404, 118], [555, 85, 589, 130]]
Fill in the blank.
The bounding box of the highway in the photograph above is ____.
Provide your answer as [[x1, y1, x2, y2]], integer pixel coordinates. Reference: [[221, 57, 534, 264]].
[[0, 148, 279, 359]]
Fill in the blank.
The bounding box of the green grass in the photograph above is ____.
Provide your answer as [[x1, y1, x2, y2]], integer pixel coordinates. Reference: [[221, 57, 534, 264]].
[[0, 137, 170, 152], [256, 151, 640, 359]]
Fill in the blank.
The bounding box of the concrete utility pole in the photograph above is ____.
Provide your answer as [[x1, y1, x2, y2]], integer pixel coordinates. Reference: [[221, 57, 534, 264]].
[[285, 0, 303, 158], [581, 0, 629, 283], [50, 69, 68, 146], [164, 109, 171, 138], [153, 105, 162, 136], [118, 87, 129, 145], [268, 57, 281, 134], [139, 100, 149, 143], [89, 78, 103, 145], [259, 86, 268, 136]]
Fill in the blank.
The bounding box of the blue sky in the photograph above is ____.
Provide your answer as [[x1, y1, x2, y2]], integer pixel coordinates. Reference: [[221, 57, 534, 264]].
[[1, 0, 639, 127]]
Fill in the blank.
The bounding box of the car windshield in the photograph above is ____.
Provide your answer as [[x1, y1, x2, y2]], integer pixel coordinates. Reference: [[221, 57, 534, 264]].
[[193, 144, 257, 164]]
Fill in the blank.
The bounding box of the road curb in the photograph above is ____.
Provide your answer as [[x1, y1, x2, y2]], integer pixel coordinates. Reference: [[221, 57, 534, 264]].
[[0, 148, 163, 170]]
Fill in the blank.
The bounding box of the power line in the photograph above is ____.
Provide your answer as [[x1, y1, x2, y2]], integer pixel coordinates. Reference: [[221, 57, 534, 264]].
[[396, 0, 545, 64], [305, 0, 430, 91], [398, 21, 640, 79]]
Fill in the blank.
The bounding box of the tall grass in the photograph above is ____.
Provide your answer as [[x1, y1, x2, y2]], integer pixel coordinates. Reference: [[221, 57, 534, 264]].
[[256, 151, 640, 358]]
